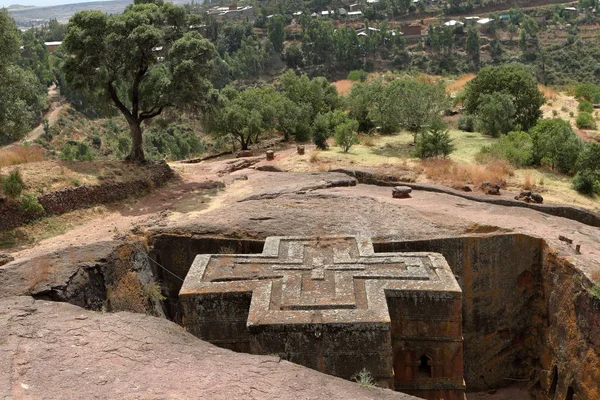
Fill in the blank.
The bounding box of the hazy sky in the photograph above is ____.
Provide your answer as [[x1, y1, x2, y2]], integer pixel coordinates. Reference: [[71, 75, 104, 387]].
[[4, 0, 106, 7]]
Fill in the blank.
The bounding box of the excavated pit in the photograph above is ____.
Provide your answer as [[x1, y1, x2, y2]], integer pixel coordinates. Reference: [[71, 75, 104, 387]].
[[148, 232, 600, 400]]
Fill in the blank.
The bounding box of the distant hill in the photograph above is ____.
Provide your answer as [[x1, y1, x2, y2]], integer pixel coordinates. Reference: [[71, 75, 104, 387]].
[[8, 0, 194, 28]]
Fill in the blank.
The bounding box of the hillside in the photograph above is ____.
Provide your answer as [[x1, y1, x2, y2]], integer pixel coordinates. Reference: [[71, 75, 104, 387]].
[[8, 0, 194, 27]]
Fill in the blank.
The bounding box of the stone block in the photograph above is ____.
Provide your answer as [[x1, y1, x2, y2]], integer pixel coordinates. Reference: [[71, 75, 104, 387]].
[[236, 150, 253, 158], [393, 186, 412, 199]]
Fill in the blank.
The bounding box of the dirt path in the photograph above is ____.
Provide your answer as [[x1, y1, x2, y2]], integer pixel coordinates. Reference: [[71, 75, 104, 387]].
[[20, 84, 63, 144]]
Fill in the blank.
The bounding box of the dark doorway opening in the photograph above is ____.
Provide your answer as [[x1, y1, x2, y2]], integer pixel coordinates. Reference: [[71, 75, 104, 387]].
[[418, 355, 433, 378]]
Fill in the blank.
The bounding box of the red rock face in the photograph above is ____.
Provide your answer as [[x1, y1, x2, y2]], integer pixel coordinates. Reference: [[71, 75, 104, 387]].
[[179, 236, 465, 399]]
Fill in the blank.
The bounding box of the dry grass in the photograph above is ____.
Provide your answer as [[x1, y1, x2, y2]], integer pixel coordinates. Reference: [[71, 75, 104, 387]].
[[309, 151, 320, 163], [332, 79, 355, 96], [107, 271, 147, 313], [360, 135, 376, 147], [0, 145, 45, 169], [422, 159, 513, 189], [522, 170, 535, 190], [539, 84, 558, 101]]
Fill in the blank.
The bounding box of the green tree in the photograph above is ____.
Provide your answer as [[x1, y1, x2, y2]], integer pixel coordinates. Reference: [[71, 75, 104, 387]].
[[335, 118, 360, 152], [489, 38, 503, 64], [283, 42, 303, 69], [0, 9, 47, 144], [530, 118, 583, 174], [300, 16, 335, 67], [465, 26, 480, 70], [63, 1, 215, 161], [278, 70, 338, 120], [475, 92, 516, 136], [210, 86, 277, 150], [267, 15, 285, 53], [412, 118, 454, 159], [371, 77, 449, 137], [346, 80, 383, 132], [464, 64, 544, 131]]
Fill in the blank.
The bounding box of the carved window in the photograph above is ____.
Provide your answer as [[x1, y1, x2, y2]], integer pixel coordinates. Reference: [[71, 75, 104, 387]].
[[418, 355, 433, 378]]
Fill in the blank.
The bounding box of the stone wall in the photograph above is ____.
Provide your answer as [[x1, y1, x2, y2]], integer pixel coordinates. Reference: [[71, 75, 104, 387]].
[[150, 235, 264, 322], [532, 247, 600, 400], [0, 161, 173, 231], [376, 234, 546, 391]]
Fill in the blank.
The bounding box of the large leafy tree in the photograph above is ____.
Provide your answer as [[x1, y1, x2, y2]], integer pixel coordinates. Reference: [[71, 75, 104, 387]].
[[210, 86, 278, 150], [464, 63, 544, 131], [0, 9, 46, 145], [63, 0, 215, 162], [370, 77, 449, 136]]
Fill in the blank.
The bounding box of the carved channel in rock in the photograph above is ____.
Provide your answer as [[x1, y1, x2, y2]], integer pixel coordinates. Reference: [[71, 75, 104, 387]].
[[147, 233, 598, 400]]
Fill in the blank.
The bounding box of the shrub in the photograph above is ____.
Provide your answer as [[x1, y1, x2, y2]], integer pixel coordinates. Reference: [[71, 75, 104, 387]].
[[60, 142, 94, 161], [20, 194, 45, 216], [348, 70, 368, 82], [334, 119, 360, 152], [476, 130, 533, 167], [576, 112, 596, 129], [412, 119, 454, 159], [573, 142, 600, 194], [144, 125, 205, 161], [1, 169, 24, 198], [312, 113, 331, 150], [530, 118, 583, 174], [574, 83, 600, 103], [578, 100, 594, 113], [457, 114, 475, 132], [572, 170, 599, 195], [352, 369, 375, 388]]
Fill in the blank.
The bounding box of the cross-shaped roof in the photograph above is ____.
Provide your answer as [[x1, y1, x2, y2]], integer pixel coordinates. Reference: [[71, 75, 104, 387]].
[[180, 236, 461, 327]]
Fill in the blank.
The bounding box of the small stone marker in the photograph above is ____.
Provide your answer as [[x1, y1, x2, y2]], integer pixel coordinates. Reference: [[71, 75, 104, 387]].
[[392, 186, 412, 199], [297, 146, 305, 155], [514, 191, 543, 204], [236, 150, 253, 158], [481, 182, 501, 195], [266, 150, 275, 161]]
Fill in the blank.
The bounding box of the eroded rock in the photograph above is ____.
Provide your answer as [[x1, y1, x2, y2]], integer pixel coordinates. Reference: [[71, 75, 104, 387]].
[[0, 296, 416, 400]]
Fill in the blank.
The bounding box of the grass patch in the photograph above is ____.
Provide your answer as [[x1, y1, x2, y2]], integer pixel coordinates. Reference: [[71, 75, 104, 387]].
[[0, 145, 45, 168], [447, 130, 497, 164], [422, 158, 513, 189], [590, 285, 600, 300]]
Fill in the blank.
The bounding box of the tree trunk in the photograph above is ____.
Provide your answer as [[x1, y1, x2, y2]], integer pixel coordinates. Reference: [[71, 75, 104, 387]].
[[126, 120, 146, 162]]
